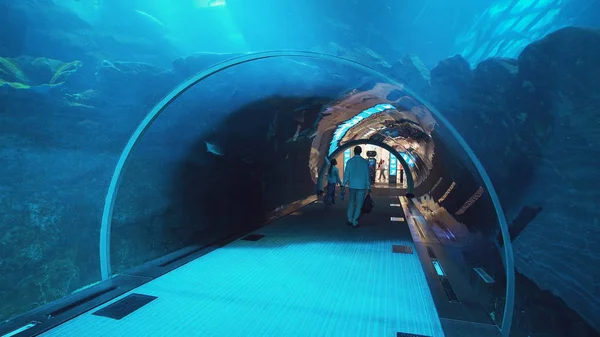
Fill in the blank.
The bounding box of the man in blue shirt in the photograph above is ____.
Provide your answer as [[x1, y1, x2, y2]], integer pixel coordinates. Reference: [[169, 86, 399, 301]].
[[343, 146, 371, 227]]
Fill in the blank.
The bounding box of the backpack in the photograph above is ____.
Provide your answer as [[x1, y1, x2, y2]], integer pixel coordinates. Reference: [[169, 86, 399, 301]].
[[361, 194, 375, 214]]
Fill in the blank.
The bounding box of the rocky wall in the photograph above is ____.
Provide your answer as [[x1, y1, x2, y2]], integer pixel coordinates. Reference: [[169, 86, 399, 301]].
[[408, 27, 600, 334]]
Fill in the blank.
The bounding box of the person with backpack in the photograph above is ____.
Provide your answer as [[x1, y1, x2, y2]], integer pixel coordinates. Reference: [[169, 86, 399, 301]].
[[343, 146, 371, 227]]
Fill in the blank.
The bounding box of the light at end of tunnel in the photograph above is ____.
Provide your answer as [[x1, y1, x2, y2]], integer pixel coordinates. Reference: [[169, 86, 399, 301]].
[[390, 204, 401, 207], [432, 260, 446, 276], [390, 217, 405, 222]]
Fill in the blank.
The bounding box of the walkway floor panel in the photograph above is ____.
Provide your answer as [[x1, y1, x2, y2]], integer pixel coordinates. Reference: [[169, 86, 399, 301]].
[[42, 196, 444, 337]]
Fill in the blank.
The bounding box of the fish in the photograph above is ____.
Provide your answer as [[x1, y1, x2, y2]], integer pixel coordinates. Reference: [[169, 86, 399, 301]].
[[208, 0, 226, 7], [134, 9, 166, 30], [205, 141, 224, 156]]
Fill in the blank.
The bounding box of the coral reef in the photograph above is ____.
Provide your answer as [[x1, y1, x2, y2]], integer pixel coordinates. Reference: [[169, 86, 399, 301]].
[[0, 56, 83, 93], [0, 57, 28, 83]]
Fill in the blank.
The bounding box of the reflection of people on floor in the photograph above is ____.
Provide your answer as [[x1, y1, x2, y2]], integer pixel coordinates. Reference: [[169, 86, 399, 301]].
[[343, 146, 371, 227], [324, 157, 341, 205], [378, 159, 387, 182]]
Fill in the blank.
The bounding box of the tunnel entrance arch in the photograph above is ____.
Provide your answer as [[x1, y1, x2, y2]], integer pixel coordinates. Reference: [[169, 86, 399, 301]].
[[317, 139, 415, 196], [99, 50, 514, 337]]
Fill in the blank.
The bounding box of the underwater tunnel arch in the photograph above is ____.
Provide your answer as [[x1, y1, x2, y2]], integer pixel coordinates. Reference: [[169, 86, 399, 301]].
[[98, 50, 515, 337], [317, 139, 415, 195]]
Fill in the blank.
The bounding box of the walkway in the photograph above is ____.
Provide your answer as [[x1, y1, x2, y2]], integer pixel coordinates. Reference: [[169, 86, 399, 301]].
[[42, 193, 444, 337]]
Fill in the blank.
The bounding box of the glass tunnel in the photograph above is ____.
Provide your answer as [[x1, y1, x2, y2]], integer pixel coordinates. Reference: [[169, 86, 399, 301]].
[[1, 1, 599, 337]]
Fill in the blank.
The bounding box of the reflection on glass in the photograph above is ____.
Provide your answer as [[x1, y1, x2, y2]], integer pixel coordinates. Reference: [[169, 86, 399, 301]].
[[329, 103, 395, 155]]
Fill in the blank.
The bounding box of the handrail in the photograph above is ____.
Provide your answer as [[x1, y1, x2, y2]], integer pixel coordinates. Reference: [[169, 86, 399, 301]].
[[99, 50, 514, 336]]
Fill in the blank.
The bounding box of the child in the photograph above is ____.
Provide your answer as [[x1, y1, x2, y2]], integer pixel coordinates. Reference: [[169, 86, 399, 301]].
[[324, 158, 342, 205]]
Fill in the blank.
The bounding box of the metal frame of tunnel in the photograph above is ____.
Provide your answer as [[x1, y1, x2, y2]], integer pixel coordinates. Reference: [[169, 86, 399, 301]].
[[317, 139, 415, 195], [99, 51, 515, 337]]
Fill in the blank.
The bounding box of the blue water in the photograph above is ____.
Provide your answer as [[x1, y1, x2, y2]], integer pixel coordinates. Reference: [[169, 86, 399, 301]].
[[1, 0, 599, 336]]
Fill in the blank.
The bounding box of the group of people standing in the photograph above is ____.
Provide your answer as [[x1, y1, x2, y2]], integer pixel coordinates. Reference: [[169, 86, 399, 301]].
[[324, 146, 371, 227]]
